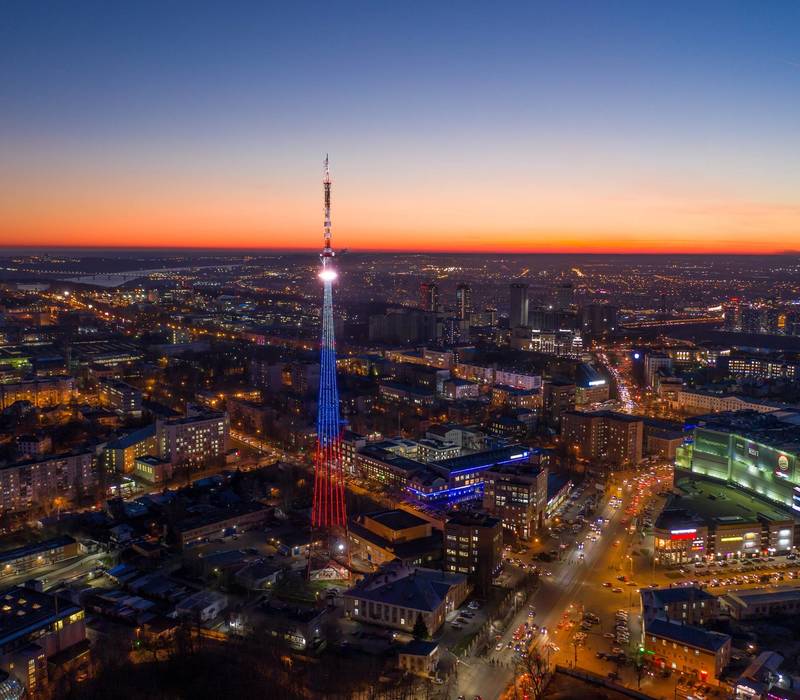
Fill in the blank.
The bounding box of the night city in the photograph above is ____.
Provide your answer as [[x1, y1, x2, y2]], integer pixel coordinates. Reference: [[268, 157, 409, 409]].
[[1, 2, 799, 700]]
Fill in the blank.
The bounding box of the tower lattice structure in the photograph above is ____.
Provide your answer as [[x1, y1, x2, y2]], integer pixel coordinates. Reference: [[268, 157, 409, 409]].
[[311, 156, 347, 532]]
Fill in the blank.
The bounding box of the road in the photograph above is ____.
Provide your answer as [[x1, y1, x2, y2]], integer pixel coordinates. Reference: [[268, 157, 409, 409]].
[[450, 466, 685, 700]]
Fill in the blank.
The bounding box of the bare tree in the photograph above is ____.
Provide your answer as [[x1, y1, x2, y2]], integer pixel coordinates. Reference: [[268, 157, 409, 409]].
[[517, 648, 550, 700]]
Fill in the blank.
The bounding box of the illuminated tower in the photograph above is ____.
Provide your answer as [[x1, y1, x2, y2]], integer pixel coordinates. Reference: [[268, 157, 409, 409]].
[[311, 156, 347, 534]]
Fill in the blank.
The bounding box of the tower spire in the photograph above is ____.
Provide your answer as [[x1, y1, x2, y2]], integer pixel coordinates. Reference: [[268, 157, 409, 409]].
[[322, 155, 333, 262]]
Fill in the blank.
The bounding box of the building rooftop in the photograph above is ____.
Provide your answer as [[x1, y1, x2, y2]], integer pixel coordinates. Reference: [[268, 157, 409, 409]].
[[345, 567, 466, 613], [446, 512, 501, 529], [379, 381, 436, 397], [641, 586, 716, 609], [722, 585, 800, 608], [358, 446, 426, 475], [431, 445, 529, 477], [0, 535, 77, 566], [656, 476, 796, 531], [400, 639, 439, 656], [365, 509, 428, 531], [646, 618, 730, 652], [164, 411, 226, 426], [349, 520, 442, 561], [690, 410, 800, 453], [0, 586, 82, 647], [106, 424, 156, 450]]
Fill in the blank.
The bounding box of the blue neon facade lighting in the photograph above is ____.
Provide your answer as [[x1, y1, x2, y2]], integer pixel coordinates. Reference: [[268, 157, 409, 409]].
[[445, 449, 529, 475], [407, 482, 485, 501]]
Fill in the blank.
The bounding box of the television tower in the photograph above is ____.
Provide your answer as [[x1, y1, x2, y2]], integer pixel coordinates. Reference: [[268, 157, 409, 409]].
[[311, 156, 347, 541]]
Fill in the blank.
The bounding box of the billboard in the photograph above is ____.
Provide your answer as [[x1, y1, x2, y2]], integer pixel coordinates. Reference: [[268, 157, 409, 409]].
[[732, 437, 796, 482]]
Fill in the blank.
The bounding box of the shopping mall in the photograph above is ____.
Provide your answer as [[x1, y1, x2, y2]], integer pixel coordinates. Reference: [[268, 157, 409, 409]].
[[676, 410, 800, 511], [653, 476, 796, 566]]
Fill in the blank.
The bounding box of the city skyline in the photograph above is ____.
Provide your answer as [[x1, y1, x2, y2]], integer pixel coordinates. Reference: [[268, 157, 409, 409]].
[[2, 1, 799, 254]]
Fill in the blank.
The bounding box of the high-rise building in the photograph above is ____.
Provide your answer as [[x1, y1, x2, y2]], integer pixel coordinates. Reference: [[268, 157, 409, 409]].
[[455, 283, 472, 321], [157, 412, 229, 466], [444, 512, 503, 595], [722, 302, 740, 331], [554, 282, 574, 311], [368, 310, 441, 344], [0, 451, 96, 514], [509, 283, 529, 328], [562, 410, 644, 466], [483, 463, 548, 539], [542, 379, 576, 426], [644, 352, 673, 388], [740, 306, 764, 334], [419, 282, 439, 312], [580, 303, 618, 337]]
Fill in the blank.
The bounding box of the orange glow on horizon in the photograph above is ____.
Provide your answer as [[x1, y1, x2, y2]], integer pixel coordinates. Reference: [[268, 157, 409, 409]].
[[1, 177, 797, 255]]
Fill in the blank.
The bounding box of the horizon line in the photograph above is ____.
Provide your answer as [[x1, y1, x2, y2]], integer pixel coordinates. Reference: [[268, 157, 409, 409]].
[[1, 244, 798, 256]]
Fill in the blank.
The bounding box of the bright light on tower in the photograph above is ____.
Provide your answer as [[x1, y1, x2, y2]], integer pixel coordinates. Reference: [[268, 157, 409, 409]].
[[319, 269, 338, 282]]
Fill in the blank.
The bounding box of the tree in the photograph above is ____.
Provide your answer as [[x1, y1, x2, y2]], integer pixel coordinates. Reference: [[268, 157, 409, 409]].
[[412, 613, 429, 640], [518, 649, 550, 700]]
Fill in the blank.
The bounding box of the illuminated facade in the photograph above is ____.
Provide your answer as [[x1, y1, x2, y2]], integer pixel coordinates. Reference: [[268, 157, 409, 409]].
[[653, 478, 795, 565], [677, 412, 800, 510], [0, 376, 75, 409], [157, 412, 229, 466]]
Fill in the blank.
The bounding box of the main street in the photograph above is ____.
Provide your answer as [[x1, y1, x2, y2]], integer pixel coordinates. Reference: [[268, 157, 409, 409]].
[[450, 481, 634, 700]]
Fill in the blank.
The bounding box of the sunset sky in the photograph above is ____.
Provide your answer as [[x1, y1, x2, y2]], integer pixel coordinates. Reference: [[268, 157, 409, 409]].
[[1, 1, 798, 253]]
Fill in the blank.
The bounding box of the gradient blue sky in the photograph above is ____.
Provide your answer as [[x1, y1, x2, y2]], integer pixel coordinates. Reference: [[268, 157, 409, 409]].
[[1, 1, 798, 252]]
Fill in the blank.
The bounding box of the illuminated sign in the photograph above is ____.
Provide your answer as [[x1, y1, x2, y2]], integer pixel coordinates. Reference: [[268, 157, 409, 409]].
[[776, 454, 790, 479], [670, 528, 697, 541], [588, 380, 606, 386], [720, 536, 744, 543]]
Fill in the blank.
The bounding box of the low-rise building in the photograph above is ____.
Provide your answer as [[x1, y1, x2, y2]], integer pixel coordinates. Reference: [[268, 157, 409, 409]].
[[342, 565, 469, 635], [0, 376, 76, 410], [102, 424, 158, 475], [171, 504, 270, 549], [720, 586, 800, 621], [0, 536, 80, 579], [442, 378, 480, 401], [175, 591, 227, 623], [641, 587, 719, 626], [674, 389, 784, 416], [98, 379, 142, 416], [676, 411, 800, 512], [378, 381, 436, 407], [643, 419, 685, 460], [398, 639, 439, 677], [0, 586, 89, 695], [14, 434, 52, 459], [642, 617, 730, 681], [349, 509, 443, 568], [133, 455, 173, 485]]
